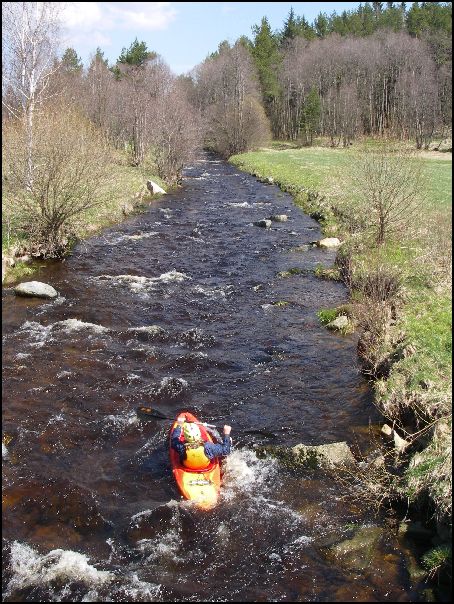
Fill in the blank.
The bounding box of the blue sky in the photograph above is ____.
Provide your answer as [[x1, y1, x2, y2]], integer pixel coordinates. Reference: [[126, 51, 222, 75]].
[[62, 2, 362, 74]]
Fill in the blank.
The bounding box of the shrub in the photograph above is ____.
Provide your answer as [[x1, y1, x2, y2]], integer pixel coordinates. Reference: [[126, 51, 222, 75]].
[[3, 103, 112, 258]]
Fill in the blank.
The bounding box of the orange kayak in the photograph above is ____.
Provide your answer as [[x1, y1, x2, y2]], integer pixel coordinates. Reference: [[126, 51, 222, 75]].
[[169, 411, 221, 510]]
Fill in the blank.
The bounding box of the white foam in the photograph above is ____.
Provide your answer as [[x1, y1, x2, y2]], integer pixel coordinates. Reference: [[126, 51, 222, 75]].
[[57, 370, 72, 379], [221, 449, 279, 502], [229, 202, 252, 208], [5, 542, 113, 597], [18, 319, 109, 348], [130, 509, 154, 526], [192, 284, 233, 299], [80, 572, 161, 602], [106, 232, 158, 244], [94, 270, 191, 292], [2, 443, 8, 459], [20, 321, 53, 344], [103, 411, 138, 433], [135, 507, 186, 565], [158, 270, 190, 283]]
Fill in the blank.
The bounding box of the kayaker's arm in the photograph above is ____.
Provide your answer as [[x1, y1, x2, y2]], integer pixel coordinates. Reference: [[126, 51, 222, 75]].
[[204, 425, 232, 459], [170, 425, 186, 458], [204, 436, 231, 459]]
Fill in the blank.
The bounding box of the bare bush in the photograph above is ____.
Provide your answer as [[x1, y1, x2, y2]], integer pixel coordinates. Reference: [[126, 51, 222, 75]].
[[342, 144, 424, 246], [194, 42, 271, 157], [152, 82, 202, 185], [3, 104, 111, 258], [353, 261, 404, 378]]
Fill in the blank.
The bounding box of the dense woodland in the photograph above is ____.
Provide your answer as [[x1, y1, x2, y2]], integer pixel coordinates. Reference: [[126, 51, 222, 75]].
[[204, 1, 452, 151], [2, 2, 452, 256]]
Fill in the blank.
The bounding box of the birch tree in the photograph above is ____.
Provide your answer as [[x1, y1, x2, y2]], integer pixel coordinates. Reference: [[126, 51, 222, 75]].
[[2, 2, 62, 189]]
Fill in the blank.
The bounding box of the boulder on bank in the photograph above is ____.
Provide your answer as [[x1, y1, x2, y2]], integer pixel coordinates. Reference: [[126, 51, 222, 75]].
[[316, 237, 341, 248], [381, 424, 410, 453], [2, 255, 15, 282], [146, 180, 166, 195], [258, 176, 274, 184], [326, 315, 349, 331], [14, 281, 58, 299], [122, 202, 134, 216]]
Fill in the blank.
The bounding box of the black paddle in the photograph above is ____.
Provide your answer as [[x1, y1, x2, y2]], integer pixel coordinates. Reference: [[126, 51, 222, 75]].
[[136, 406, 277, 439]]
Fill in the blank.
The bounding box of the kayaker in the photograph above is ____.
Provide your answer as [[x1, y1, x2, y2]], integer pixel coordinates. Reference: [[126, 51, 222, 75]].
[[171, 415, 232, 470]]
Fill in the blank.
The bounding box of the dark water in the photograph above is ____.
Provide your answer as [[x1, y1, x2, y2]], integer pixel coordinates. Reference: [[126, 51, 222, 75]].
[[2, 155, 424, 601]]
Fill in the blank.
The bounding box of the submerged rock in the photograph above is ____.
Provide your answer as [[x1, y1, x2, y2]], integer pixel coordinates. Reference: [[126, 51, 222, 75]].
[[254, 219, 272, 229], [291, 442, 356, 468], [262, 441, 356, 469], [14, 281, 58, 299], [326, 526, 385, 571], [269, 214, 288, 222]]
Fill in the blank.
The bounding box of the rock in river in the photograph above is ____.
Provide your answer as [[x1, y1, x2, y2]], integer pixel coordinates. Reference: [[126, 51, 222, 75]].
[[254, 219, 272, 229], [14, 281, 59, 299], [270, 214, 288, 222]]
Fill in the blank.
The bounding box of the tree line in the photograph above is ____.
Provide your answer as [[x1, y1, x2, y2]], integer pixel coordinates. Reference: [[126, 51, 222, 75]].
[[197, 2, 451, 150], [182, 2, 451, 154]]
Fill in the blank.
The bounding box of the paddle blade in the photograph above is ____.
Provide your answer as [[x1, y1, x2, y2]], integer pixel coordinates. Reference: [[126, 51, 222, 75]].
[[136, 406, 169, 420]]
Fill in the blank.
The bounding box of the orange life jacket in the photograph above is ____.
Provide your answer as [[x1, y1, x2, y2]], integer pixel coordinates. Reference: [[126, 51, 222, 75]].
[[183, 441, 210, 470]]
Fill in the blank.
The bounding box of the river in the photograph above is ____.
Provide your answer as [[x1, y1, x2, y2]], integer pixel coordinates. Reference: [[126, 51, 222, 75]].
[[2, 154, 426, 601]]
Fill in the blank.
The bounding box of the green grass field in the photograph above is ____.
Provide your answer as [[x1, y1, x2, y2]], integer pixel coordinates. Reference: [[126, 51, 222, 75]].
[[230, 146, 452, 209]]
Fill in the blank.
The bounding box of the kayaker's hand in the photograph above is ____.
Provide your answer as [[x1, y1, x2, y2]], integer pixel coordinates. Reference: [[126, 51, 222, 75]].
[[177, 415, 185, 425], [223, 425, 232, 436]]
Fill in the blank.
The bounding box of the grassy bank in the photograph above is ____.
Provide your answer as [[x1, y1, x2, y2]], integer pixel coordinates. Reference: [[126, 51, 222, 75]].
[[230, 144, 452, 571], [2, 152, 167, 285]]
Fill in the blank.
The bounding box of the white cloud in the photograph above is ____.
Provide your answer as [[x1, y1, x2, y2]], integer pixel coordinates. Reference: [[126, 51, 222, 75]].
[[108, 2, 177, 30], [62, 2, 103, 29], [61, 2, 177, 33], [221, 4, 236, 15]]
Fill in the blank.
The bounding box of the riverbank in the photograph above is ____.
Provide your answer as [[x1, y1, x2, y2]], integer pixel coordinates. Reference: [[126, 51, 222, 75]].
[[230, 144, 452, 582], [2, 151, 168, 285]]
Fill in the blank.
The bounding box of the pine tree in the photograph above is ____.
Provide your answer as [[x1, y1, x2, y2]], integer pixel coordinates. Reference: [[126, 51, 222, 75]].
[[300, 87, 321, 146], [281, 7, 299, 43], [314, 12, 329, 37], [93, 47, 108, 67], [115, 39, 157, 166], [251, 17, 281, 104], [118, 38, 156, 66], [61, 47, 83, 73]]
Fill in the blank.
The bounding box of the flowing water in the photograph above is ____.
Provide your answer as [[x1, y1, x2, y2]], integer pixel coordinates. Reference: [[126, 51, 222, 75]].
[[2, 155, 425, 601]]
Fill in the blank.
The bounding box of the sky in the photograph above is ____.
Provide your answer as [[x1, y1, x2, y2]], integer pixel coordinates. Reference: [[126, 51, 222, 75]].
[[61, 2, 363, 74]]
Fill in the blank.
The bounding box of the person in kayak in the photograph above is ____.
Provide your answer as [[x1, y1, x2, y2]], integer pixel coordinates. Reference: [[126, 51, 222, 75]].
[[171, 415, 232, 470]]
